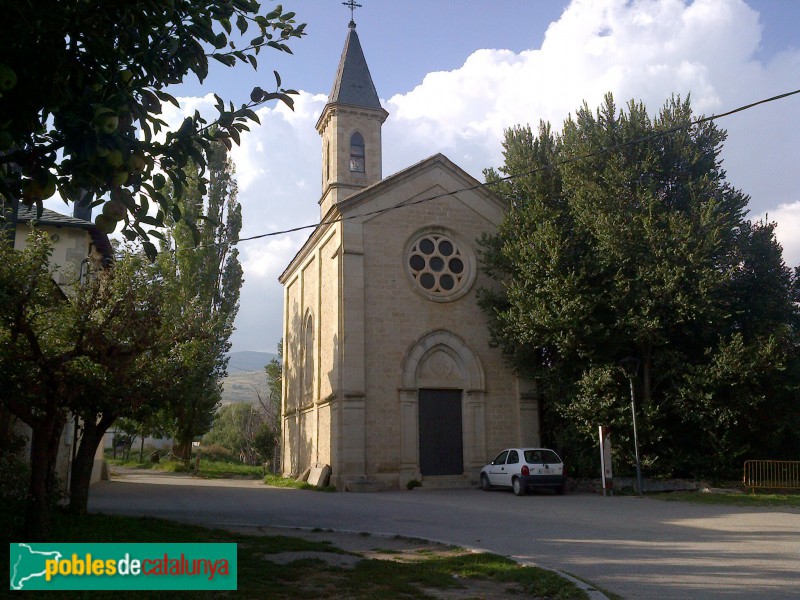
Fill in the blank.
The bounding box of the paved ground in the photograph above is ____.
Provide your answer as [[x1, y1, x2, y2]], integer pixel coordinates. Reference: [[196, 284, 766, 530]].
[[89, 470, 800, 599]]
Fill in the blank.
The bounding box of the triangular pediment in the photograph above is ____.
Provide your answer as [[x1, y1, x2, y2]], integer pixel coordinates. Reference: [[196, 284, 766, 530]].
[[280, 154, 505, 283], [333, 153, 506, 226]]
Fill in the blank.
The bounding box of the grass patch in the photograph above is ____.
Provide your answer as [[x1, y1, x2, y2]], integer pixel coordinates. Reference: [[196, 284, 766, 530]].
[[29, 512, 345, 599], [191, 460, 264, 479], [33, 512, 587, 599], [339, 551, 588, 599], [263, 473, 336, 492], [107, 455, 264, 479], [653, 490, 800, 507]]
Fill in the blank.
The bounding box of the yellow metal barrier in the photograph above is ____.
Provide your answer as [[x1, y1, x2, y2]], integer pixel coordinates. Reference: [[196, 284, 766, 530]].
[[743, 460, 800, 491]]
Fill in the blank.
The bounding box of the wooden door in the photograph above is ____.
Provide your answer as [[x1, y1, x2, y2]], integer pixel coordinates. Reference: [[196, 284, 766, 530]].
[[418, 389, 463, 476]]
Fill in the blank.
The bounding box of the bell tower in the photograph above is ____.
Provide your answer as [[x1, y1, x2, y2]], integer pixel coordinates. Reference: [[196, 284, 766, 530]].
[[316, 14, 388, 217]]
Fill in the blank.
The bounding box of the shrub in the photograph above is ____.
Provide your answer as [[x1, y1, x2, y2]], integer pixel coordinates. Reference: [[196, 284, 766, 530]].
[[196, 444, 234, 462]]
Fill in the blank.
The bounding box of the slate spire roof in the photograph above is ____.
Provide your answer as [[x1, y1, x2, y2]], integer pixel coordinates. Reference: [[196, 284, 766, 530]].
[[328, 21, 382, 110]]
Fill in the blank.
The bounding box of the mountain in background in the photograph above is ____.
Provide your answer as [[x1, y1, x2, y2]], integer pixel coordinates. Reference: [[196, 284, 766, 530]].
[[221, 351, 279, 405], [226, 351, 278, 373]]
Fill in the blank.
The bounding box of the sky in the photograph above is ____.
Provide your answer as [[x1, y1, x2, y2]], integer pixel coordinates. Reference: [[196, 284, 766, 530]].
[[48, 0, 800, 354]]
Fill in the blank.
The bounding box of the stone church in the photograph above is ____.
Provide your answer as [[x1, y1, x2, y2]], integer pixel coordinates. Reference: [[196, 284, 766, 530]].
[[279, 18, 540, 490]]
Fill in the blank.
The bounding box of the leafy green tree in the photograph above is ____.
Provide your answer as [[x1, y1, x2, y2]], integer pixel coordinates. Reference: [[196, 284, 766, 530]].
[[0, 233, 170, 537], [113, 415, 167, 462], [203, 402, 269, 464], [264, 341, 282, 421], [480, 94, 800, 478], [156, 140, 242, 461], [260, 341, 283, 468], [0, 1, 303, 255]]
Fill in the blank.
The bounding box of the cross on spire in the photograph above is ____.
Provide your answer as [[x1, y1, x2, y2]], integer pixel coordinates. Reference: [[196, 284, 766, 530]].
[[342, 0, 362, 26]]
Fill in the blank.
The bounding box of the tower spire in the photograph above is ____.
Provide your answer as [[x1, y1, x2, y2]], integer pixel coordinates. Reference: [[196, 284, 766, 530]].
[[342, 0, 362, 26], [316, 9, 388, 216]]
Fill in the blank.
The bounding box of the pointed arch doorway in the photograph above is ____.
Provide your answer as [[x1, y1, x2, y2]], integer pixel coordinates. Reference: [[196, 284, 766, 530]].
[[399, 330, 487, 485]]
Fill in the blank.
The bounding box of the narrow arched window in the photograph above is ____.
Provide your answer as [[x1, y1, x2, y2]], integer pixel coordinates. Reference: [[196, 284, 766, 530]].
[[349, 132, 365, 173], [325, 140, 330, 181], [302, 314, 314, 400]]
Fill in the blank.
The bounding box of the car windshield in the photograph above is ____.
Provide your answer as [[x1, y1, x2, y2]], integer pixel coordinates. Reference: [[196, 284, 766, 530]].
[[524, 450, 561, 464]]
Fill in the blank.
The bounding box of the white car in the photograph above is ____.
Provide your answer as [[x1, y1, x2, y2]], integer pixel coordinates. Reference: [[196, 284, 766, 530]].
[[480, 448, 567, 496]]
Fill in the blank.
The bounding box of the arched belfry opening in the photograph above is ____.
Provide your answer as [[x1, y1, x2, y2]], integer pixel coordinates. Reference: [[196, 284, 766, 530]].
[[315, 19, 388, 216], [399, 330, 488, 485], [349, 132, 365, 173]]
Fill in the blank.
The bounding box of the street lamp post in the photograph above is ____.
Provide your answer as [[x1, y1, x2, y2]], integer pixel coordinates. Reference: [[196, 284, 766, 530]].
[[620, 357, 644, 496]]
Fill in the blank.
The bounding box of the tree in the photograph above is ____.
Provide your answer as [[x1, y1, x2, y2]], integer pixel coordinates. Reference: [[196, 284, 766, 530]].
[[112, 415, 166, 462], [0, 2, 304, 256], [203, 402, 269, 464], [265, 340, 283, 424], [480, 94, 800, 477], [261, 340, 283, 468], [0, 233, 171, 537], [156, 140, 242, 461]]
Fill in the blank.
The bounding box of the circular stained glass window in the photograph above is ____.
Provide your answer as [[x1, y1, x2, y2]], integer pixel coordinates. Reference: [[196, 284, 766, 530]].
[[405, 229, 475, 302]]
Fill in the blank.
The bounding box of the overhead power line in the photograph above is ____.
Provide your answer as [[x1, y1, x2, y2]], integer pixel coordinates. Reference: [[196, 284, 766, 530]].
[[185, 87, 800, 252]]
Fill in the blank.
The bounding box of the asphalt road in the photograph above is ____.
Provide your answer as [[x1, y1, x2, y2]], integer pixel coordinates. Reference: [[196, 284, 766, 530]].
[[88, 471, 800, 599]]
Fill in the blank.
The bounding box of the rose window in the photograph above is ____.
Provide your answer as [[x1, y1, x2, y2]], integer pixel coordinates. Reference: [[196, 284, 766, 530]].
[[406, 232, 473, 301]]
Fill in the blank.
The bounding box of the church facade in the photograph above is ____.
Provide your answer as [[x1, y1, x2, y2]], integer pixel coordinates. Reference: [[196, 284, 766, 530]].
[[279, 20, 541, 490]]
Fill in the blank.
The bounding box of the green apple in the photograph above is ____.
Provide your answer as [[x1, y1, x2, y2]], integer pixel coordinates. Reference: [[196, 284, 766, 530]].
[[22, 174, 57, 200], [94, 214, 116, 234], [102, 199, 127, 221], [110, 187, 133, 204], [93, 108, 119, 134], [127, 152, 146, 174], [106, 150, 124, 168]]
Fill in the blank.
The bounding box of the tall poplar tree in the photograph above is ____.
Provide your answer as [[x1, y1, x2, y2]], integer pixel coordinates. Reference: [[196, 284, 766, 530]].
[[480, 94, 800, 477], [158, 140, 243, 461]]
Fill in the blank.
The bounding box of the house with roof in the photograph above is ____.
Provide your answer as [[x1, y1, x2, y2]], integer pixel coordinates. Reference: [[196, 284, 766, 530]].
[[279, 18, 542, 490], [5, 202, 113, 488]]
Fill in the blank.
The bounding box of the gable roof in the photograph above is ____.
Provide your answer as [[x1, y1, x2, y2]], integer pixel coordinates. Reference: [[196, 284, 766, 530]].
[[328, 22, 382, 110], [279, 153, 506, 283], [15, 204, 114, 264], [336, 153, 506, 217]]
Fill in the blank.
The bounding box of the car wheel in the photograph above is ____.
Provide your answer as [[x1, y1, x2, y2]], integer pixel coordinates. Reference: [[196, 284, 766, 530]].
[[512, 477, 526, 496], [480, 474, 492, 491]]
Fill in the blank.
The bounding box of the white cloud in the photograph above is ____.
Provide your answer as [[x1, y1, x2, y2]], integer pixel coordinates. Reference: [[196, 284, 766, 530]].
[[383, 0, 784, 182], [130, 0, 800, 352], [771, 202, 800, 268], [382, 0, 800, 260], [224, 91, 327, 351]]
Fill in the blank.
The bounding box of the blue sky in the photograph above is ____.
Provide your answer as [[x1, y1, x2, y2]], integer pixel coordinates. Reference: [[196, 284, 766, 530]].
[[47, 0, 800, 354]]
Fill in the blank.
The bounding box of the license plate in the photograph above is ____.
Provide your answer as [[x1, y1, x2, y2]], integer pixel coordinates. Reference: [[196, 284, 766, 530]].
[[541, 468, 553, 475]]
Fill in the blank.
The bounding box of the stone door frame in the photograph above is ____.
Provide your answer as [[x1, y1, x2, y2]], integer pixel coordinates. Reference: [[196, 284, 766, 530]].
[[399, 330, 487, 485]]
